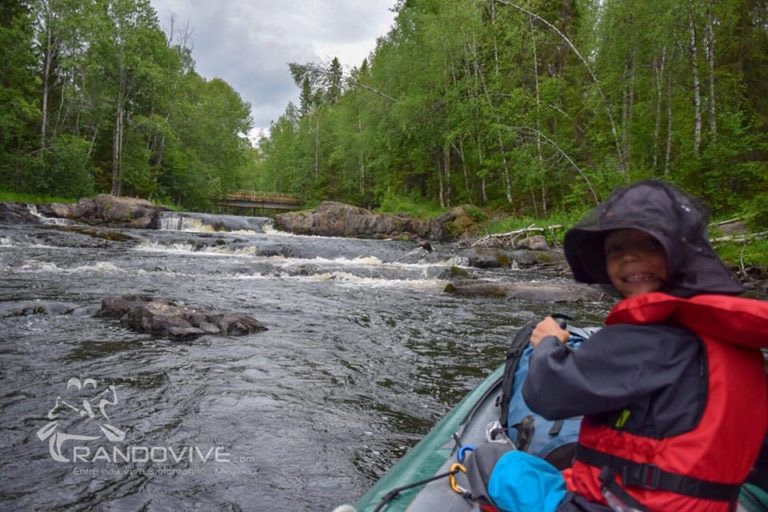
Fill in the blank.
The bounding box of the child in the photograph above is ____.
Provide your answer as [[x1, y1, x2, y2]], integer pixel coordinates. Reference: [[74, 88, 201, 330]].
[[522, 180, 768, 511]]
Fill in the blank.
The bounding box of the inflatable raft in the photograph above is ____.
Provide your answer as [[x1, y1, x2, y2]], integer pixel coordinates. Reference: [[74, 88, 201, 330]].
[[351, 364, 768, 512]]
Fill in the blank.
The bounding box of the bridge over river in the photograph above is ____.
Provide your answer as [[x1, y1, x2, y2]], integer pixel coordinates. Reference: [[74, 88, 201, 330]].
[[218, 192, 302, 213]]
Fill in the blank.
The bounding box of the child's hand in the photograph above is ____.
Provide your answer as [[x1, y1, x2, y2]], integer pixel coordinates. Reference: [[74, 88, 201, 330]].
[[530, 317, 570, 347]]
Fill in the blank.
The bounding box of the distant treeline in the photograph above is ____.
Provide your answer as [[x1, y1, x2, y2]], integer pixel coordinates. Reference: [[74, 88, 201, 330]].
[[1, 0, 255, 209], [258, 0, 768, 220]]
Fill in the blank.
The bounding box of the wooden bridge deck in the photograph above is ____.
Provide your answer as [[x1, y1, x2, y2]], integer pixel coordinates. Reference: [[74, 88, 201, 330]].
[[218, 192, 302, 211]]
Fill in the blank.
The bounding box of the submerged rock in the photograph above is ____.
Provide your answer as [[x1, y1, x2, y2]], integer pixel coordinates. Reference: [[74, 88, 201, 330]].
[[445, 280, 605, 302], [97, 295, 267, 339], [0, 300, 80, 317]]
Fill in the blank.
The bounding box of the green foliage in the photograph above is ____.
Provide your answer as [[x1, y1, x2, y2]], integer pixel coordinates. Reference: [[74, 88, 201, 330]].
[[0, 190, 78, 204], [43, 135, 95, 197], [714, 239, 768, 273], [481, 209, 587, 246], [744, 192, 768, 230], [253, 0, 766, 236], [2, 0, 766, 226], [0, 0, 255, 211], [376, 190, 446, 219]]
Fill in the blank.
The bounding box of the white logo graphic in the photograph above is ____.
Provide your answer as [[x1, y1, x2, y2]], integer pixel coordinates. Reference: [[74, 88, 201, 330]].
[[36, 378, 126, 462]]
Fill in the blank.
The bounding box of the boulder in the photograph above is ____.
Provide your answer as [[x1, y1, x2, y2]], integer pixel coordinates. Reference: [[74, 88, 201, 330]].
[[445, 279, 605, 302], [40, 194, 165, 228], [508, 249, 565, 267], [516, 235, 549, 251], [0, 203, 43, 224], [274, 201, 485, 241], [97, 295, 267, 339], [427, 205, 484, 242], [464, 247, 512, 268], [275, 201, 431, 239]]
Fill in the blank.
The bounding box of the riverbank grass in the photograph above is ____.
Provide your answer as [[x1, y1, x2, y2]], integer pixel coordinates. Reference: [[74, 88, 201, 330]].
[[715, 239, 768, 275], [479, 210, 586, 247], [0, 191, 77, 204]]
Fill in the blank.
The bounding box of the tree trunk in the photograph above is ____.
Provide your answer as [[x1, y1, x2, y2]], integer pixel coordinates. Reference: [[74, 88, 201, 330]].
[[705, 3, 717, 138], [437, 155, 445, 209], [357, 116, 365, 198], [314, 116, 320, 180], [456, 138, 470, 202], [688, 6, 702, 157], [665, 61, 674, 176], [87, 126, 98, 158], [621, 48, 637, 172], [653, 47, 667, 171], [530, 17, 546, 216], [497, 134, 513, 204], [443, 143, 451, 207], [475, 134, 488, 205], [490, 0, 500, 75], [111, 97, 124, 196], [40, 7, 54, 153]]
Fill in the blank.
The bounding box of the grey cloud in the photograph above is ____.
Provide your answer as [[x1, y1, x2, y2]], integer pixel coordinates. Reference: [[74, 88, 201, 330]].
[[151, 0, 396, 132]]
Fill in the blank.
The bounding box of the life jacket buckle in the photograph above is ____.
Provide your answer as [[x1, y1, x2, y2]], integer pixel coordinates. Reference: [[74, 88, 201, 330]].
[[622, 463, 661, 490]]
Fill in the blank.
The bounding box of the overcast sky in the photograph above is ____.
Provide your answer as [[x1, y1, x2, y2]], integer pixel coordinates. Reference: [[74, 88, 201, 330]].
[[148, 0, 398, 140]]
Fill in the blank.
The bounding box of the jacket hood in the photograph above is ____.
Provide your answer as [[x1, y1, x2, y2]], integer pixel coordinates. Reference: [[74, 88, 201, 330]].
[[563, 180, 743, 297]]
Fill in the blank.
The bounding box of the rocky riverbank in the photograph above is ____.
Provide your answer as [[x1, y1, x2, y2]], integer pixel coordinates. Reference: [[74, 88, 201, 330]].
[[1, 196, 763, 297], [0, 194, 167, 228]]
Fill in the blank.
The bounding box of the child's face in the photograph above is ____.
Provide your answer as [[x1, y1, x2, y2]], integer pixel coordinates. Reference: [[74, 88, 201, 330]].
[[604, 229, 668, 298]]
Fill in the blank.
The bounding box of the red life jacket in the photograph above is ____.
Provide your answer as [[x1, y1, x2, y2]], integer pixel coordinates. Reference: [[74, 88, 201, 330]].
[[564, 292, 768, 512]]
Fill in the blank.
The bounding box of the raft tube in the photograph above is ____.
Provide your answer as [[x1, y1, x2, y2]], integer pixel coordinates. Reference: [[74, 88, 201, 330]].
[[352, 362, 768, 512]]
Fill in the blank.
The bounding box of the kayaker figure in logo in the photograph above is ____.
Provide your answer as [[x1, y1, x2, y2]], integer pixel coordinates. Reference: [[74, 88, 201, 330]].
[[465, 181, 768, 512], [36, 378, 126, 462]]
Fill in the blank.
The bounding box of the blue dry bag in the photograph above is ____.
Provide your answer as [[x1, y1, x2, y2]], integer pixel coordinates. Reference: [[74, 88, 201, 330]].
[[498, 320, 598, 469]]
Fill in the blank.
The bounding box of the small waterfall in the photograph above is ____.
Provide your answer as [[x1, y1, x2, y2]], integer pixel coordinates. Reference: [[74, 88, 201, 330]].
[[26, 205, 72, 225], [158, 212, 273, 233]]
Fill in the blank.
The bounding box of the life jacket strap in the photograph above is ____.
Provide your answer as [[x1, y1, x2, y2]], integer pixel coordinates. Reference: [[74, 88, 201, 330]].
[[576, 444, 741, 502]]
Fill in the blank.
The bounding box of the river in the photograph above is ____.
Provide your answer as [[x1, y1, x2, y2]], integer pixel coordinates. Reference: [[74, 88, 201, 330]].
[[0, 211, 610, 511]]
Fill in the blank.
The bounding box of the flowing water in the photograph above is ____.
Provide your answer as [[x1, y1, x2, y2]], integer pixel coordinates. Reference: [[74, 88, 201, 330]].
[[0, 211, 611, 511]]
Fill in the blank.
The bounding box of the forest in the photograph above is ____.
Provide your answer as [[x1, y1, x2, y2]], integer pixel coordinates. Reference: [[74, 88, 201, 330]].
[[1, 0, 767, 224], [259, 0, 767, 223], [1, 0, 255, 209]]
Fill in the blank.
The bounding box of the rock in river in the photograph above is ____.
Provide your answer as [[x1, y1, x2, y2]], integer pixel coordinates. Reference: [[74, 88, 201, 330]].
[[39, 194, 166, 228], [444, 279, 605, 302], [97, 295, 267, 339]]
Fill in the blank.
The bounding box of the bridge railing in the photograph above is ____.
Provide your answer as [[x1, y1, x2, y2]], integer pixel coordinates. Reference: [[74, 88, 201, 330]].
[[224, 192, 302, 205], [218, 192, 303, 212]]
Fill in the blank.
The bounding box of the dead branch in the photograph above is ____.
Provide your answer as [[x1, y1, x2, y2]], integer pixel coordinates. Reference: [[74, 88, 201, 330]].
[[710, 231, 768, 244], [472, 224, 563, 248], [712, 217, 743, 227]]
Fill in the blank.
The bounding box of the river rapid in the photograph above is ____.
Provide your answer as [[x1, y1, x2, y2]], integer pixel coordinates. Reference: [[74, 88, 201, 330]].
[[0, 211, 610, 511]]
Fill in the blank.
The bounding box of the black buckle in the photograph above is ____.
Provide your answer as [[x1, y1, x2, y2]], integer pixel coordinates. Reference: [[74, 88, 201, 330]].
[[622, 463, 661, 490]]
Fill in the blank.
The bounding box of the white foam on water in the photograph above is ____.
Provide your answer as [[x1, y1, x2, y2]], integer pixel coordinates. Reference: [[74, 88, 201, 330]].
[[26, 204, 71, 225], [304, 271, 449, 290], [0, 236, 56, 249], [261, 225, 372, 242], [16, 260, 124, 274], [132, 241, 259, 257], [69, 262, 123, 273]]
